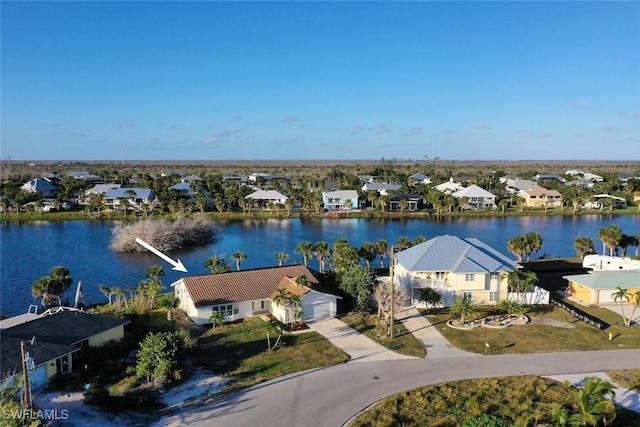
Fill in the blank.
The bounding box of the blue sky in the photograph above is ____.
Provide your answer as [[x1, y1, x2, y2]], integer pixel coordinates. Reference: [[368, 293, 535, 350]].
[[2, 2, 639, 161]]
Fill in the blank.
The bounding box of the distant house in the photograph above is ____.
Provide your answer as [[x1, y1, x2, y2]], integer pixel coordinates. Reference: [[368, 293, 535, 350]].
[[388, 193, 423, 211], [582, 194, 627, 209], [452, 185, 496, 210], [324, 180, 340, 191], [564, 270, 640, 305], [499, 174, 521, 184], [517, 185, 563, 208], [394, 235, 522, 307], [171, 265, 340, 325], [564, 179, 594, 189], [20, 178, 57, 197], [245, 190, 288, 205], [358, 175, 376, 184], [322, 190, 359, 210], [223, 176, 248, 184], [169, 182, 198, 197], [104, 188, 155, 208], [434, 178, 464, 194], [1, 309, 129, 389], [534, 173, 565, 183], [180, 175, 204, 184], [505, 179, 536, 193], [68, 172, 104, 185], [409, 173, 431, 185], [248, 173, 271, 182], [85, 183, 122, 195], [361, 183, 401, 195]]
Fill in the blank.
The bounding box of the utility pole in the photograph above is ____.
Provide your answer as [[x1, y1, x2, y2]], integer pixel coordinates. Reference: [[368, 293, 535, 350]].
[[20, 341, 31, 407], [389, 245, 395, 339]]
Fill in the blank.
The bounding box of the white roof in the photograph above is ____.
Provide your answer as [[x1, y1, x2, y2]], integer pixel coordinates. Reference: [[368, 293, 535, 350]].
[[323, 190, 358, 198], [246, 190, 288, 200], [452, 184, 495, 199]]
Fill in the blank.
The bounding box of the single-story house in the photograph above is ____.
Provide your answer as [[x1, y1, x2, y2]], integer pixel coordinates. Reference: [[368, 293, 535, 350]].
[[582, 255, 640, 271], [20, 179, 57, 197], [409, 173, 431, 185], [434, 178, 464, 194], [171, 265, 340, 325], [169, 182, 198, 197], [394, 235, 522, 307], [1, 309, 129, 389], [322, 190, 359, 210], [582, 194, 627, 209], [564, 270, 640, 305], [452, 185, 496, 210], [104, 188, 155, 208], [534, 173, 565, 182], [245, 190, 288, 205], [68, 172, 104, 184]]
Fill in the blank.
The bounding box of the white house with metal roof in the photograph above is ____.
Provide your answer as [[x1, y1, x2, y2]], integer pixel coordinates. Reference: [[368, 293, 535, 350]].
[[393, 235, 521, 307], [322, 190, 359, 210], [245, 190, 288, 204], [104, 188, 155, 208], [452, 184, 496, 210]]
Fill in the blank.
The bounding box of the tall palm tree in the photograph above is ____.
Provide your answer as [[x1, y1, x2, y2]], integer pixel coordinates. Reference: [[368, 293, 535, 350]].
[[375, 239, 389, 268], [358, 242, 377, 269], [146, 264, 165, 285], [230, 251, 247, 271], [313, 241, 330, 272], [507, 236, 527, 262], [275, 252, 289, 266], [597, 225, 622, 256], [395, 236, 412, 251], [204, 254, 231, 273], [294, 241, 314, 267], [524, 232, 543, 261], [273, 287, 293, 324], [32, 266, 73, 306], [573, 237, 596, 260], [611, 287, 631, 326]]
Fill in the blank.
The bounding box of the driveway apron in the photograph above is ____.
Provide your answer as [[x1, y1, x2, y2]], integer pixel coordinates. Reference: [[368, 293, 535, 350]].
[[307, 317, 417, 363]]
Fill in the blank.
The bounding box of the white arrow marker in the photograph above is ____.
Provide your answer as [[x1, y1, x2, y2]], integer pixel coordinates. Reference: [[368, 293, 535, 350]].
[[135, 238, 188, 273]]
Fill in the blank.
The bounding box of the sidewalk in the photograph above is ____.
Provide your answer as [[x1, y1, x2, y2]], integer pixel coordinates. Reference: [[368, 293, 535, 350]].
[[307, 317, 418, 363], [396, 307, 479, 358]]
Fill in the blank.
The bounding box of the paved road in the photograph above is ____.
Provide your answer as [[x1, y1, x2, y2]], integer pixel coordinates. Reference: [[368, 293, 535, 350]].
[[158, 349, 640, 427]]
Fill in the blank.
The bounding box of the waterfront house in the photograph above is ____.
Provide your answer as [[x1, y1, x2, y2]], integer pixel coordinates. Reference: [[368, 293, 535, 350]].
[[582, 194, 627, 209], [517, 185, 563, 208], [394, 235, 521, 307], [388, 193, 423, 211], [171, 265, 340, 325], [1, 309, 129, 389], [452, 185, 496, 210], [85, 183, 122, 195], [564, 270, 640, 305], [322, 190, 359, 210], [20, 178, 57, 197], [245, 189, 288, 205], [104, 187, 155, 209]]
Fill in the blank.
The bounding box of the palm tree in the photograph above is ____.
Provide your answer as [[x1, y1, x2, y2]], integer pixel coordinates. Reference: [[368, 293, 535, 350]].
[[358, 242, 377, 269], [507, 236, 527, 262], [230, 251, 247, 271], [573, 237, 596, 260], [273, 287, 293, 324], [146, 264, 165, 285], [498, 198, 509, 214], [395, 236, 412, 251], [32, 266, 73, 306], [418, 287, 442, 310], [294, 241, 314, 267], [597, 225, 622, 256], [275, 252, 289, 266], [313, 241, 330, 272], [496, 298, 523, 318], [289, 294, 303, 326], [264, 318, 279, 350], [450, 296, 478, 324], [611, 287, 632, 326], [573, 376, 617, 426], [524, 232, 543, 261], [413, 235, 427, 245], [209, 310, 225, 333], [204, 254, 231, 273], [375, 239, 389, 268]]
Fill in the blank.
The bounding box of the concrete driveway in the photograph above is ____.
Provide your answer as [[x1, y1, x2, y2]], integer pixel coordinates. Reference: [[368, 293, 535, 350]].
[[307, 317, 417, 363]]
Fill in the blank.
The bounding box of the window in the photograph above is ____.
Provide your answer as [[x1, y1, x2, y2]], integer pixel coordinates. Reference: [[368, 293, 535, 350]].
[[212, 303, 238, 317], [489, 291, 499, 302], [462, 292, 473, 301], [465, 274, 475, 282], [435, 272, 446, 280], [490, 272, 499, 280]]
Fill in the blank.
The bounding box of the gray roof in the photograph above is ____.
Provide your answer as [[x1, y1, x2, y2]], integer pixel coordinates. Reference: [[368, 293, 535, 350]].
[[104, 187, 154, 200], [395, 235, 520, 273]]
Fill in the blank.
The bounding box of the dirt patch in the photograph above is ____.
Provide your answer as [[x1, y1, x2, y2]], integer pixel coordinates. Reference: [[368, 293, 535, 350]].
[[530, 317, 576, 329]]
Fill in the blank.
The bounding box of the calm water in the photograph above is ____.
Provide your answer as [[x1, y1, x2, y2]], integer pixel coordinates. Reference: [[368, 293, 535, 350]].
[[1, 215, 638, 317]]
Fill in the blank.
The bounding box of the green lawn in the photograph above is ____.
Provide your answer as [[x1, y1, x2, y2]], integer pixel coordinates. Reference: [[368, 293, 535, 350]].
[[339, 311, 427, 358], [193, 317, 349, 392], [607, 369, 640, 392], [349, 376, 640, 427], [425, 301, 640, 354]]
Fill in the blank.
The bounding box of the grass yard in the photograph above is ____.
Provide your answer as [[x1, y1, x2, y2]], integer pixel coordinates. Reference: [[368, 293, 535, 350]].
[[607, 369, 640, 392], [425, 301, 640, 354], [349, 376, 640, 427], [193, 317, 349, 392], [339, 311, 427, 358]]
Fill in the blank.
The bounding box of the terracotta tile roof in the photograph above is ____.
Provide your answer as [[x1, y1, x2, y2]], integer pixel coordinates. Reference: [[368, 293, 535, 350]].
[[177, 265, 319, 307], [270, 277, 313, 300]]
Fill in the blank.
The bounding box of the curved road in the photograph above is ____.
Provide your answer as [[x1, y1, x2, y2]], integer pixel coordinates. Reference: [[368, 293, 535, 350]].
[[160, 349, 640, 427]]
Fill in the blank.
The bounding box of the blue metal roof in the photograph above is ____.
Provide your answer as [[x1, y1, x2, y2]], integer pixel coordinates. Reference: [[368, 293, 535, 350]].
[[395, 235, 520, 273]]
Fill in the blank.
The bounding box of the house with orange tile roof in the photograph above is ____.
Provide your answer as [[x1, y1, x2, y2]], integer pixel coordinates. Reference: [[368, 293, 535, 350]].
[[171, 265, 341, 325]]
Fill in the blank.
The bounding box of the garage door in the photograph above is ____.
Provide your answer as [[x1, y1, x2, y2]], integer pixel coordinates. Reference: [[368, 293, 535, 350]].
[[302, 302, 332, 320], [597, 290, 616, 304]]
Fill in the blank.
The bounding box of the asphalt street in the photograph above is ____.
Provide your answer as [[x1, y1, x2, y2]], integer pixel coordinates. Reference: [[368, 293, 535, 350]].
[[158, 349, 640, 427]]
